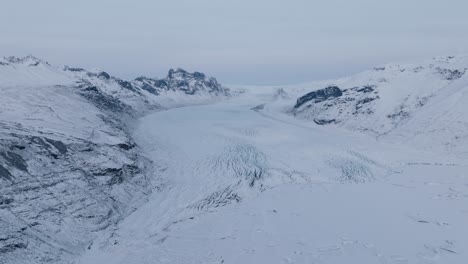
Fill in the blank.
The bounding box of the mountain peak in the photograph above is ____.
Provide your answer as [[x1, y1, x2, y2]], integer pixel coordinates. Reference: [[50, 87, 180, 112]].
[[1, 55, 49, 66], [167, 68, 189, 79]]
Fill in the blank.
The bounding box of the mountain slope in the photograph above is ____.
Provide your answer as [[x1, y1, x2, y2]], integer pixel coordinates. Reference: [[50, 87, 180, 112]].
[[0, 56, 230, 264], [290, 55, 468, 154]]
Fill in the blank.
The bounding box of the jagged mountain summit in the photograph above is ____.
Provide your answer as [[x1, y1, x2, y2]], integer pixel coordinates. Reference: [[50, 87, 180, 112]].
[[0, 55, 229, 112], [135, 68, 226, 96], [0, 56, 230, 264], [290, 55, 468, 154]]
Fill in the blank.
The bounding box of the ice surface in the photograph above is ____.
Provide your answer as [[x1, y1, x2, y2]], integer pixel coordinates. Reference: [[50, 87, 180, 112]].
[[78, 84, 468, 264]]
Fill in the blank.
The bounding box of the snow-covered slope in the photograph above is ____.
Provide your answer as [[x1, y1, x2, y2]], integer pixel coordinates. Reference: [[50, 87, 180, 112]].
[[0, 56, 229, 264], [64, 66, 230, 112], [133, 68, 229, 107], [0, 56, 73, 87], [290, 55, 468, 154]]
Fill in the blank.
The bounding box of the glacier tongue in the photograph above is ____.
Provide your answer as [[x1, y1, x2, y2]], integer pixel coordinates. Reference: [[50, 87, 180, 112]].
[[78, 84, 467, 264]]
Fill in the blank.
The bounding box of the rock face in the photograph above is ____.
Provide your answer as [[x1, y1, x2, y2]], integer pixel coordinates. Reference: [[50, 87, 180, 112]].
[[0, 56, 230, 264], [291, 55, 468, 154], [133, 68, 229, 97], [293, 84, 379, 125], [294, 86, 343, 108]]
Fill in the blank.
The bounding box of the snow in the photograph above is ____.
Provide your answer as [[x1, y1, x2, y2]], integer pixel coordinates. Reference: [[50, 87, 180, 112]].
[[0, 57, 74, 87], [77, 85, 468, 264], [0, 56, 229, 264], [0, 58, 155, 264], [1, 54, 467, 264], [290, 55, 468, 155]]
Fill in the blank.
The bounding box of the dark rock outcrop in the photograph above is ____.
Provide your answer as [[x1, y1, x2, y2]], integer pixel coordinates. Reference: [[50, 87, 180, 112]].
[[436, 67, 466, 80], [133, 68, 229, 96], [0, 165, 13, 181], [314, 119, 337, 125], [97, 71, 111, 80]]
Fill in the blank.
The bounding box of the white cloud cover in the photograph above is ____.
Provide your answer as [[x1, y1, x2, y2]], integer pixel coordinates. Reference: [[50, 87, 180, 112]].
[[1, 0, 468, 84]]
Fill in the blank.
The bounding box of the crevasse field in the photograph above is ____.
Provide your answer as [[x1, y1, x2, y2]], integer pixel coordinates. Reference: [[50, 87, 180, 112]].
[[78, 86, 468, 264]]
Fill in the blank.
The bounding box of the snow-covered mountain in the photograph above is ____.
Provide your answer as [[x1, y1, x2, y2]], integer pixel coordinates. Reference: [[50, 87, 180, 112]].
[[65, 66, 229, 111], [2, 55, 468, 264], [75, 58, 468, 264], [290, 55, 468, 154], [0, 56, 229, 264]]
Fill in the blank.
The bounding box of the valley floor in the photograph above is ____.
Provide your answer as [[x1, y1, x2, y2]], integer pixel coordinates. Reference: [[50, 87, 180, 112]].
[[77, 87, 468, 264]]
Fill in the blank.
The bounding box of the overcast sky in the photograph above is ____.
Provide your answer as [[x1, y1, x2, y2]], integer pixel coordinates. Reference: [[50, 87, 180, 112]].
[[1, 0, 468, 84]]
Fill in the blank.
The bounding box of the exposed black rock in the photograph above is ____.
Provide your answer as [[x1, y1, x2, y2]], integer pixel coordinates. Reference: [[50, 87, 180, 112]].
[[78, 85, 132, 114], [154, 79, 168, 88], [117, 143, 135, 151], [115, 79, 138, 92], [355, 97, 379, 111], [12, 145, 25, 150], [93, 167, 123, 177], [0, 130, 154, 263], [133, 68, 228, 96], [140, 84, 159, 95], [251, 104, 265, 111], [0, 243, 27, 254], [0, 151, 28, 172], [387, 110, 410, 120], [314, 119, 337, 125], [133, 77, 160, 95], [168, 68, 188, 79], [295, 86, 343, 108], [29, 136, 52, 150], [0, 196, 14, 205], [436, 67, 466, 80], [0, 55, 230, 264], [273, 88, 290, 100], [64, 67, 85, 72], [97, 71, 111, 80], [356, 85, 375, 93], [44, 138, 67, 155], [0, 165, 13, 181], [192, 72, 206, 80], [83, 86, 99, 92]]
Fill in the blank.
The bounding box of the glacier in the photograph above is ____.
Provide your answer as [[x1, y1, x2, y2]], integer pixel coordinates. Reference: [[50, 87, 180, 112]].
[[1, 55, 467, 264]]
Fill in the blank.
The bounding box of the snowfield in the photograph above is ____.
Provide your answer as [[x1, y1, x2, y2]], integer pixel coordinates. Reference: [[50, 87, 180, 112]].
[[1, 55, 467, 264], [78, 84, 468, 264]]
